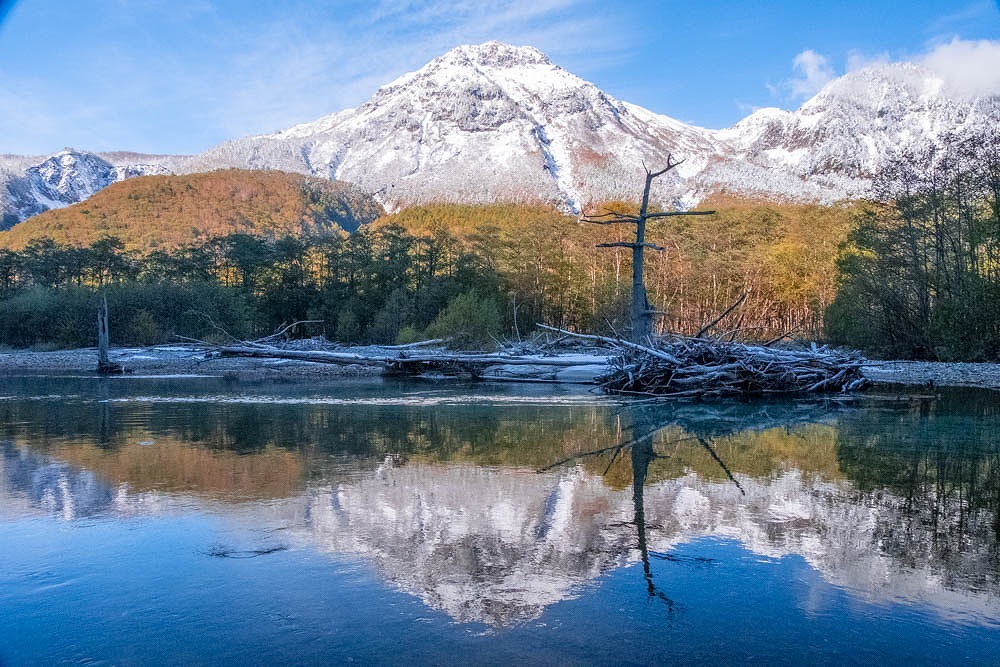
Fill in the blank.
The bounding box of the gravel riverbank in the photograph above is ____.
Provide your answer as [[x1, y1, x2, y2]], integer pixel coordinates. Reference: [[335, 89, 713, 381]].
[[859, 360, 1000, 390], [2, 346, 999, 390], [0, 347, 378, 381]]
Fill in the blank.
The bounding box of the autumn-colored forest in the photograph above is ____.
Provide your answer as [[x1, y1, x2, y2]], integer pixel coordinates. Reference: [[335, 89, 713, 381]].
[[0, 170, 853, 350]]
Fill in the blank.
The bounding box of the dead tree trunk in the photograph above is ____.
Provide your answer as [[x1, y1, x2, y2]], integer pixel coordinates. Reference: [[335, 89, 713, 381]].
[[583, 156, 714, 343], [96, 296, 123, 374]]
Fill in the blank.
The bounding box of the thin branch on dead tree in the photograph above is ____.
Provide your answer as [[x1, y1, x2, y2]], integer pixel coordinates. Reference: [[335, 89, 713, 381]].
[[694, 292, 748, 338]]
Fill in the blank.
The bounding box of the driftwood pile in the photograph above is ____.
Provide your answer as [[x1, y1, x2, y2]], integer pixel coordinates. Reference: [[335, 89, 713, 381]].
[[180, 321, 870, 397], [595, 335, 869, 397]]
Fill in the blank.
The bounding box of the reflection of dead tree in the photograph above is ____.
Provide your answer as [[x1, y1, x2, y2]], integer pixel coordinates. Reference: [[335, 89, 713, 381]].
[[630, 431, 675, 609], [697, 437, 745, 495], [539, 410, 746, 608]]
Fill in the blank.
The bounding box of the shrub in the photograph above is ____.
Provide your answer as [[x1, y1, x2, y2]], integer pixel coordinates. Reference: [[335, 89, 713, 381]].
[[425, 290, 502, 349]]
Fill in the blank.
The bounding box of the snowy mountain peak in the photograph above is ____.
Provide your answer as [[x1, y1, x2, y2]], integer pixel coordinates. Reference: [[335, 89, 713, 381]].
[[441, 41, 553, 69], [803, 62, 946, 114]]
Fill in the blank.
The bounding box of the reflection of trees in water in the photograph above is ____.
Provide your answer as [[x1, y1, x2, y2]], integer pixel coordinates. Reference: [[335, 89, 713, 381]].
[[835, 391, 1000, 592], [0, 380, 615, 468], [542, 392, 1000, 616]]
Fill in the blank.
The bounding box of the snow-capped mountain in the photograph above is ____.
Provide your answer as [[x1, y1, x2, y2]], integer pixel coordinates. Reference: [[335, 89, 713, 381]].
[[188, 41, 723, 213], [713, 62, 1000, 199], [0, 150, 180, 227], [2, 42, 997, 229]]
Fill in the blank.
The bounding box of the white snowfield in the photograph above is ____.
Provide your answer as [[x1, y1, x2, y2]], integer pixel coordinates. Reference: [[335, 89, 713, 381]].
[[2, 41, 998, 225]]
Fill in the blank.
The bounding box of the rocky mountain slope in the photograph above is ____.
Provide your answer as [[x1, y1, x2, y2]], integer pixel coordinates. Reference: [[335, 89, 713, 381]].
[[0, 150, 181, 227], [2, 41, 996, 228]]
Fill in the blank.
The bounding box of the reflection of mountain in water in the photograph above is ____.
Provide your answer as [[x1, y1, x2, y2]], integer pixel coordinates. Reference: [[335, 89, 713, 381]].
[[294, 456, 1000, 626], [2, 442, 114, 519], [303, 462, 628, 625]]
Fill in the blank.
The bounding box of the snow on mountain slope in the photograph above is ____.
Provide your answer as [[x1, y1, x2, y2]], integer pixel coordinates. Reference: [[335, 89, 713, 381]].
[[716, 62, 998, 193], [2, 42, 997, 227], [1, 150, 179, 227], [189, 41, 725, 214]]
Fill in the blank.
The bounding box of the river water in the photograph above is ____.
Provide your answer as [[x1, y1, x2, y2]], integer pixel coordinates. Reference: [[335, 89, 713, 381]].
[[1, 374, 999, 664]]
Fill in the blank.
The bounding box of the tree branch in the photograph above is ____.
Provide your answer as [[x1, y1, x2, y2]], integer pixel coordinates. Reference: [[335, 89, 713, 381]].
[[694, 293, 747, 338], [645, 210, 716, 219], [581, 213, 640, 224], [536, 323, 683, 364], [596, 242, 665, 251]]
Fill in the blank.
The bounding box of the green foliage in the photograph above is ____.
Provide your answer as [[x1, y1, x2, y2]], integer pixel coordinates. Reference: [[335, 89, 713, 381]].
[[425, 290, 502, 348], [827, 133, 1000, 360], [104, 282, 252, 345], [0, 195, 860, 351], [395, 326, 423, 345], [0, 286, 96, 348], [368, 288, 412, 344]]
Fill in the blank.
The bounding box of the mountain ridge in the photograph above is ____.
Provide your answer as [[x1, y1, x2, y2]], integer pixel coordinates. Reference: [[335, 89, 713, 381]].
[[2, 41, 996, 228]]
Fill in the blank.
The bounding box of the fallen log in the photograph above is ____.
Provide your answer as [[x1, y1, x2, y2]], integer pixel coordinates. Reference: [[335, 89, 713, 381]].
[[208, 343, 609, 383]]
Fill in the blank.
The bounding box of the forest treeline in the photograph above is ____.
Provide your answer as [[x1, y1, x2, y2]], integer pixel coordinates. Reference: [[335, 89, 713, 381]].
[[0, 199, 851, 349]]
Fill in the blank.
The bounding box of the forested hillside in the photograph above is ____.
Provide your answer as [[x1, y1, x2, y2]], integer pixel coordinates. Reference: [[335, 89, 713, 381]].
[[0, 170, 383, 250]]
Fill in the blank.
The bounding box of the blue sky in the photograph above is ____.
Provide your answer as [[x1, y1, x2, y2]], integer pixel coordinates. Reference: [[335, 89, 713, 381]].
[[0, 0, 998, 156]]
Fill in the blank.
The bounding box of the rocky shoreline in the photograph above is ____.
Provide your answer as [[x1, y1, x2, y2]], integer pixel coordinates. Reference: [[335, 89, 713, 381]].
[[859, 360, 1000, 390], [1, 346, 999, 390], [0, 347, 379, 381]]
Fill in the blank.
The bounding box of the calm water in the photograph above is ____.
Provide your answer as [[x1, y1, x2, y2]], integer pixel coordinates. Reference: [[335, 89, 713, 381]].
[[2, 374, 1000, 665]]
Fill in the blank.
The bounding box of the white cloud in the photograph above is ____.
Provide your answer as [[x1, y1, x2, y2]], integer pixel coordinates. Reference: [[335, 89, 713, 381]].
[[919, 38, 1000, 97], [788, 50, 836, 98], [769, 49, 836, 101], [773, 38, 1000, 106]]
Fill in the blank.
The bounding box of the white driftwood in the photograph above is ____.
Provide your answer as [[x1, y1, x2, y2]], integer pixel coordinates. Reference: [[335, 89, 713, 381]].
[[195, 325, 868, 396], [537, 325, 868, 396], [212, 344, 610, 378]]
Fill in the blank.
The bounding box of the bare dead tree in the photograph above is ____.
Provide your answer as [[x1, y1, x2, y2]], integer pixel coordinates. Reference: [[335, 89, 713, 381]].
[[582, 156, 714, 343], [96, 296, 123, 374]]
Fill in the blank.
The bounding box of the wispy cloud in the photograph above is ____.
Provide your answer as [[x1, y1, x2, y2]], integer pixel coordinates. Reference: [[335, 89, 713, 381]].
[[171, 0, 622, 140], [789, 50, 836, 97], [769, 49, 837, 101], [845, 49, 890, 72], [0, 0, 622, 154], [926, 0, 1000, 35]]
